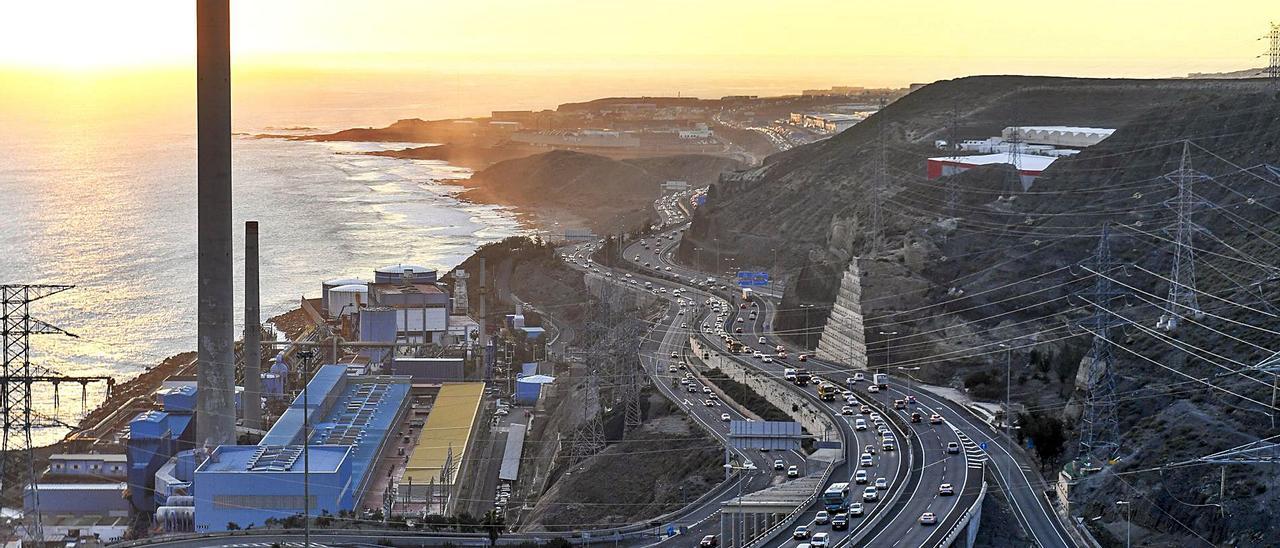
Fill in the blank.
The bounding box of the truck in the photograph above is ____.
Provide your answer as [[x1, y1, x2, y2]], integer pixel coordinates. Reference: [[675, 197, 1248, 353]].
[[794, 369, 811, 386], [873, 373, 888, 389], [741, 287, 754, 302], [728, 340, 747, 354], [644, 281, 652, 289], [818, 384, 839, 401]]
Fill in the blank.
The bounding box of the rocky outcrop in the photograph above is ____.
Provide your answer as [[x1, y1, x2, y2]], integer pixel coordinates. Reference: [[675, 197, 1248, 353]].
[[815, 257, 868, 370]]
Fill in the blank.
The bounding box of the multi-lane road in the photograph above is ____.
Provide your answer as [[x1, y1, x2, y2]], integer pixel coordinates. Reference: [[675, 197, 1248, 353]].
[[609, 213, 1077, 548]]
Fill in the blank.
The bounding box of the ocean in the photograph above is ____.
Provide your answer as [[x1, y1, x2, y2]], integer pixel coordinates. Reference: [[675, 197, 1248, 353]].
[[0, 129, 523, 446]]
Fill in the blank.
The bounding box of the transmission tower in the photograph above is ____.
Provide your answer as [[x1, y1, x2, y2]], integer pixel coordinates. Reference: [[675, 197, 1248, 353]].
[[1078, 227, 1124, 460], [945, 102, 962, 217], [566, 369, 606, 463], [2, 284, 76, 542], [1157, 142, 1209, 331], [1264, 22, 1279, 86], [623, 355, 643, 434], [867, 98, 887, 253]]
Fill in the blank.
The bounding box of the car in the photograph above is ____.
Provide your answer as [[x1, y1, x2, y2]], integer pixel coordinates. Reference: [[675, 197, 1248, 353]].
[[815, 511, 830, 525], [495, 408, 509, 416], [939, 483, 954, 496], [854, 470, 868, 484], [740, 303, 748, 310], [762, 356, 773, 363], [737, 317, 744, 323], [634, 256, 641, 261], [930, 414, 944, 424], [699, 535, 719, 547], [810, 533, 830, 548], [792, 526, 810, 540], [670, 352, 678, 358], [845, 376, 858, 386], [860, 453, 874, 467], [774, 459, 785, 470], [947, 442, 961, 454], [862, 486, 878, 502], [735, 327, 743, 333], [919, 512, 937, 525], [911, 412, 922, 423], [853, 372, 865, 381], [703, 386, 712, 394], [704, 400, 716, 407], [894, 399, 906, 409], [830, 513, 849, 530], [868, 384, 881, 393], [668, 365, 678, 373], [845, 394, 858, 405], [848, 502, 864, 516], [864, 444, 877, 455], [841, 406, 855, 416], [680, 378, 691, 386], [665, 266, 673, 271], [799, 354, 809, 362], [721, 413, 731, 421], [787, 465, 799, 478], [859, 405, 871, 415], [759, 336, 767, 344], [875, 477, 888, 490], [686, 386, 697, 393], [854, 418, 866, 430]]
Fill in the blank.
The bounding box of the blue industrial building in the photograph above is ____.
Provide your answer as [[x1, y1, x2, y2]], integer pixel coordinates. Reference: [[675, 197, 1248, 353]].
[[193, 365, 411, 531], [128, 386, 196, 515]]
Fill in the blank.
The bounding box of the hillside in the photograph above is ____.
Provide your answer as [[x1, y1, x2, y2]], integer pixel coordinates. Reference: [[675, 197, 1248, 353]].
[[460, 150, 742, 233], [679, 75, 1280, 544]]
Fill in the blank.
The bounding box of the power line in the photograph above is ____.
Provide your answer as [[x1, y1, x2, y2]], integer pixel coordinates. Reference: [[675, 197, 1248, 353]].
[[1078, 226, 1124, 460], [1158, 143, 1209, 331]]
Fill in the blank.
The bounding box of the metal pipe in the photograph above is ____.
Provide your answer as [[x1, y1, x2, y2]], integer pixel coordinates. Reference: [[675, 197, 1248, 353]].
[[196, 0, 236, 449], [243, 221, 262, 430]]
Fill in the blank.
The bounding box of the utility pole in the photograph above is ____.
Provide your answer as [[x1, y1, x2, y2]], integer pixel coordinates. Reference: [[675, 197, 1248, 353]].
[[945, 101, 961, 217], [1115, 500, 1132, 548], [195, 0, 237, 450], [296, 349, 314, 548], [2, 284, 76, 542], [1158, 142, 1207, 331], [999, 343, 1012, 437], [1264, 22, 1279, 86], [879, 330, 898, 372]]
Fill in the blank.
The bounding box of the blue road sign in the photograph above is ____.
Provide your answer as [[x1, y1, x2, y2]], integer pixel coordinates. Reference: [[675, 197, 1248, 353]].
[[736, 271, 770, 286], [667, 526, 676, 537], [979, 442, 988, 451]]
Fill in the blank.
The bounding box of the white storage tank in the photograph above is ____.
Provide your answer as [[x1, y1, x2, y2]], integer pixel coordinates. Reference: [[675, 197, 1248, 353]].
[[322, 277, 364, 312], [375, 264, 437, 284], [328, 284, 369, 317]]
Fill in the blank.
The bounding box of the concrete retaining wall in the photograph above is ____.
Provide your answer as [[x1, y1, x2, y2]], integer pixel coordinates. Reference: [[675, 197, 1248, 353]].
[[815, 257, 868, 369], [689, 337, 841, 444]]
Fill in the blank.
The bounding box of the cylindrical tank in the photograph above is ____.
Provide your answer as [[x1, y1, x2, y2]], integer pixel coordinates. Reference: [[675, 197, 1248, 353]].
[[165, 495, 195, 507], [328, 284, 369, 317], [375, 264, 437, 284], [322, 278, 364, 312], [156, 506, 195, 533]]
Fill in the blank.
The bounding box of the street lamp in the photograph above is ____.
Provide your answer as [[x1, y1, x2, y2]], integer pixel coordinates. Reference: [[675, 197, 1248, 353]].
[[295, 349, 315, 548], [898, 366, 921, 405], [878, 331, 898, 373], [999, 342, 1012, 438], [800, 304, 816, 349], [723, 461, 758, 548], [1115, 500, 1132, 548]]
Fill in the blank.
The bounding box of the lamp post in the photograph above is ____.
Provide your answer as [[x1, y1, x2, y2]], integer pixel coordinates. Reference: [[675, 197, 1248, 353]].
[[898, 365, 920, 405], [1115, 500, 1131, 548], [878, 331, 898, 373], [723, 461, 758, 548], [800, 304, 815, 349], [295, 349, 315, 548], [999, 342, 1012, 438]]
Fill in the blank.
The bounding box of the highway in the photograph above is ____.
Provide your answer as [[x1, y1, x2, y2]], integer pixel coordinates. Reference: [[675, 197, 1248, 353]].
[[621, 231, 980, 548], [619, 211, 1079, 548]]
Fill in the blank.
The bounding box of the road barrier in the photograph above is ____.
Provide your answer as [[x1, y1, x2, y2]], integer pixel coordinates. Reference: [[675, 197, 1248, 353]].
[[932, 480, 987, 548]]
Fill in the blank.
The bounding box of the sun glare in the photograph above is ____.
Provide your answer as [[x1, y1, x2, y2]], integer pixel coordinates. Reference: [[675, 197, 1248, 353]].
[[0, 1, 193, 71]]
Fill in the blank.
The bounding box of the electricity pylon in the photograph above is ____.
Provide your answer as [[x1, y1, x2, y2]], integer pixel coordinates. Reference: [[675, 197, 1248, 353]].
[[2, 284, 76, 543], [1078, 228, 1123, 460], [1157, 143, 1209, 331]]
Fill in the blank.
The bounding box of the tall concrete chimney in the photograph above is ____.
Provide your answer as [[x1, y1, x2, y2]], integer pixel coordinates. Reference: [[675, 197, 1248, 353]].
[[477, 258, 487, 347], [243, 221, 262, 430], [196, 0, 236, 448]]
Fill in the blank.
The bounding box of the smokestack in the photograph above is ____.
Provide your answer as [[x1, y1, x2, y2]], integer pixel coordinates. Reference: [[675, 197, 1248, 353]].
[[196, 0, 236, 448], [243, 221, 262, 430]]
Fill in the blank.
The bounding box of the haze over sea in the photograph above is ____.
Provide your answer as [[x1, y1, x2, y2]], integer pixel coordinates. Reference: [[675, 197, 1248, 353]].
[[0, 69, 802, 445]]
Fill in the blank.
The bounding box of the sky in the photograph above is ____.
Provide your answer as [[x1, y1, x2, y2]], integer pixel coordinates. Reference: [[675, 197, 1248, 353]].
[[0, 1, 1274, 125]]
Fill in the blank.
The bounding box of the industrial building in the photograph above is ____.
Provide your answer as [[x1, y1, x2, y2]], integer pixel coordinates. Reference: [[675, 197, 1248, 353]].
[[400, 382, 485, 511], [191, 364, 412, 531], [24, 453, 132, 543], [926, 152, 1058, 190]]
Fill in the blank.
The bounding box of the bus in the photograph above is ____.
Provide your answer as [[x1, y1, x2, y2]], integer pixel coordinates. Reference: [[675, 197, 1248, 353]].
[[818, 384, 839, 401], [822, 482, 852, 511]]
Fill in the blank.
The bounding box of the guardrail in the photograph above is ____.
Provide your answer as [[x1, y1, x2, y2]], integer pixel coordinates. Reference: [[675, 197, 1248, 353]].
[[741, 455, 840, 548], [933, 480, 987, 548], [841, 386, 917, 547]]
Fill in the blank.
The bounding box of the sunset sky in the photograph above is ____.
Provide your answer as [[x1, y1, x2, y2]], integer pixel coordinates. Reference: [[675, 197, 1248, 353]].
[[0, 0, 1272, 82]]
